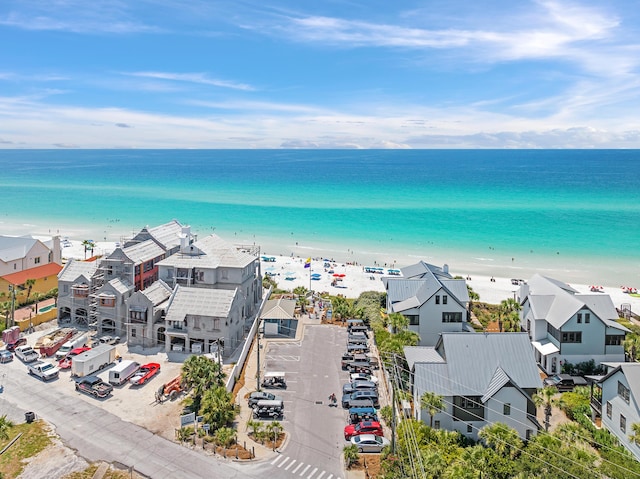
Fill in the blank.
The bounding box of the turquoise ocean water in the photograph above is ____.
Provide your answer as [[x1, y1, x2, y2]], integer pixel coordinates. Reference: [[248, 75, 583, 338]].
[[1, 149, 639, 285]]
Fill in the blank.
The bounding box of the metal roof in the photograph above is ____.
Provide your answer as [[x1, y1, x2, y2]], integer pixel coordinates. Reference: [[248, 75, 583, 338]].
[[261, 298, 296, 320], [404, 346, 446, 370], [413, 332, 542, 398], [600, 363, 640, 405], [401, 261, 452, 280], [526, 274, 627, 331], [58, 259, 98, 282], [147, 220, 185, 250], [387, 273, 469, 312], [165, 285, 237, 322], [0, 236, 38, 262]]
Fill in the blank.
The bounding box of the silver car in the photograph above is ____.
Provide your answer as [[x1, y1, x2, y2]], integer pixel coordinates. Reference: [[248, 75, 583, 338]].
[[351, 434, 390, 453]]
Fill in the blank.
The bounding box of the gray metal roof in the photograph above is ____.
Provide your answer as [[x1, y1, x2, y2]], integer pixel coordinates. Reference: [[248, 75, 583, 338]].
[[158, 234, 257, 269], [404, 346, 446, 370], [600, 363, 640, 405], [401, 261, 452, 280], [122, 239, 165, 264], [0, 236, 38, 262], [58, 259, 98, 282], [261, 298, 296, 320], [413, 332, 542, 398], [165, 285, 237, 322], [526, 274, 627, 331], [387, 275, 468, 313], [141, 280, 173, 306]]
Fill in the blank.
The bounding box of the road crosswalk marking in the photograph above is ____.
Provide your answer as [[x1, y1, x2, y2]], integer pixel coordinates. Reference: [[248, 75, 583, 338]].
[[278, 457, 290, 468], [271, 455, 340, 479], [308, 467, 318, 478], [286, 459, 297, 470], [299, 464, 310, 476]]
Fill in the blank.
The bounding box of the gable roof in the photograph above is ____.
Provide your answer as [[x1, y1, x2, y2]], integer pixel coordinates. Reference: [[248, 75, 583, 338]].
[[0, 236, 39, 262], [123, 220, 186, 251], [599, 363, 640, 403], [165, 285, 238, 322], [411, 332, 542, 400], [404, 346, 446, 370], [121, 239, 165, 264], [401, 261, 452, 280], [524, 274, 627, 332], [58, 259, 98, 283], [262, 298, 296, 320], [1, 263, 62, 285], [140, 279, 173, 306]]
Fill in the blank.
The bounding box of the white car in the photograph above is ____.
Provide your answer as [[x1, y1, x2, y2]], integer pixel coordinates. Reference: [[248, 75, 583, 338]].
[[350, 372, 379, 384], [351, 434, 390, 453], [15, 345, 39, 363]]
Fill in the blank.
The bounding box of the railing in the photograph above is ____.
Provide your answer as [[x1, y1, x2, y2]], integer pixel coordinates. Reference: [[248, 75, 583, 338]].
[[591, 397, 602, 415]]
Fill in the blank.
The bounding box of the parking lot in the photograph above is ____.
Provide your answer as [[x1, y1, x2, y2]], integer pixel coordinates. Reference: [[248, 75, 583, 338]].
[[1, 325, 185, 440]]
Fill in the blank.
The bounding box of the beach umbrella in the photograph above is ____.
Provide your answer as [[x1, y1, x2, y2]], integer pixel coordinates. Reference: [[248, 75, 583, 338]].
[[333, 273, 341, 277], [338, 274, 346, 277]]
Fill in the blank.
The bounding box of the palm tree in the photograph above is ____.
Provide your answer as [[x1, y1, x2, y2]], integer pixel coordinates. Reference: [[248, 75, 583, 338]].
[[32, 292, 43, 313], [181, 355, 223, 412], [478, 422, 523, 458], [533, 385, 558, 432], [420, 391, 444, 428], [630, 423, 640, 445], [25, 278, 36, 303], [343, 444, 359, 469], [624, 336, 640, 362], [0, 415, 14, 441], [214, 426, 236, 448], [200, 385, 237, 430], [246, 419, 263, 439], [388, 312, 408, 334], [266, 421, 283, 450], [498, 298, 521, 332], [81, 240, 95, 259]]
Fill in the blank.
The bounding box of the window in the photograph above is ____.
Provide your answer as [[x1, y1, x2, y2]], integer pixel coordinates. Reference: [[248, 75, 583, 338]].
[[577, 313, 582, 324], [221, 269, 229, 280], [460, 397, 481, 409], [503, 403, 511, 415], [467, 424, 473, 433], [443, 295, 448, 304], [561, 331, 582, 343], [34, 257, 41, 264], [620, 414, 627, 433], [435, 295, 440, 305], [618, 381, 630, 403], [129, 310, 145, 321], [585, 313, 590, 323], [442, 312, 463, 323], [547, 323, 562, 342], [131, 329, 137, 338], [606, 335, 623, 346], [406, 315, 419, 325], [606, 401, 612, 419], [434, 420, 440, 429], [526, 430, 532, 441]]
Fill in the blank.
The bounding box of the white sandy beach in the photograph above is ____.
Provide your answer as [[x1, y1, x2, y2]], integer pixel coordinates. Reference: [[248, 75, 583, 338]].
[[58, 239, 640, 313]]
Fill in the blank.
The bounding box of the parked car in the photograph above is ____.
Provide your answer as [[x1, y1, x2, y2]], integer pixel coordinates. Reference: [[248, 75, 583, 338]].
[[342, 390, 379, 408], [129, 363, 161, 386], [351, 372, 379, 384], [351, 434, 390, 453], [0, 350, 13, 363], [27, 361, 60, 381], [344, 420, 384, 440], [248, 391, 283, 408], [543, 374, 588, 392], [98, 335, 120, 345], [342, 380, 377, 395], [6, 337, 27, 352]]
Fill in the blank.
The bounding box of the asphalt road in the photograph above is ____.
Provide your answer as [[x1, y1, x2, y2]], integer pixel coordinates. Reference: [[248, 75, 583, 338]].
[[261, 324, 348, 479], [0, 358, 269, 479]]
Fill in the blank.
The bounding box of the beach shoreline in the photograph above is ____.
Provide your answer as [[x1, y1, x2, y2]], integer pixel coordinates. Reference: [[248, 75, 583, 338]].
[[52, 237, 640, 312]]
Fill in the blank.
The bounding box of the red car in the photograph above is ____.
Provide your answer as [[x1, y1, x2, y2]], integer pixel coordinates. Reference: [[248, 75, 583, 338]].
[[129, 363, 161, 386], [58, 347, 91, 369], [344, 421, 384, 441]]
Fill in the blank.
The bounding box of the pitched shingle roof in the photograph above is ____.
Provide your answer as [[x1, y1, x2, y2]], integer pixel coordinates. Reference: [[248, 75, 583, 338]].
[[141, 280, 173, 306], [1, 263, 62, 284], [58, 259, 98, 282], [165, 285, 237, 322], [261, 298, 296, 320], [122, 239, 165, 264], [157, 234, 256, 269]]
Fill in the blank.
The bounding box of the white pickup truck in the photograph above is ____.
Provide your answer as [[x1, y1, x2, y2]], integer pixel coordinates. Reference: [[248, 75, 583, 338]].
[[28, 361, 60, 381], [15, 345, 40, 363]]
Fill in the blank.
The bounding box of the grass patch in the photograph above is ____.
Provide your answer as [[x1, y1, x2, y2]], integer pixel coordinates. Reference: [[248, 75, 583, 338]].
[[0, 420, 52, 478], [63, 464, 144, 479]]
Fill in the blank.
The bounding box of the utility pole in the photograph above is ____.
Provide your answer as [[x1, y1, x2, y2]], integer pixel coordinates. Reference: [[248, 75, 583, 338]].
[[9, 285, 16, 328], [256, 323, 261, 391], [391, 361, 397, 455]]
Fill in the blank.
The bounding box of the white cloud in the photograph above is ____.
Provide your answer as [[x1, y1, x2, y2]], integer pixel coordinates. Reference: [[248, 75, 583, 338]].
[[123, 72, 255, 91]]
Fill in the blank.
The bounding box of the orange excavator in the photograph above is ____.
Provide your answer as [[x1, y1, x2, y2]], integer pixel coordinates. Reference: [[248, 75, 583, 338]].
[[155, 375, 184, 403]]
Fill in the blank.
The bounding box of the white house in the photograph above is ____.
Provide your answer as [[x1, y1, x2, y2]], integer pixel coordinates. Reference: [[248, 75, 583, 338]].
[[594, 362, 640, 462], [407, 332, 542, 441], [519, 274, 628, 375], [384, 261, 471, 346], [0, 235, 61, 276]]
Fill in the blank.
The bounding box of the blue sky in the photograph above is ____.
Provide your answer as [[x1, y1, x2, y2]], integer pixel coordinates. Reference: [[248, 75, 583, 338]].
[[1, 0, 639, 148]]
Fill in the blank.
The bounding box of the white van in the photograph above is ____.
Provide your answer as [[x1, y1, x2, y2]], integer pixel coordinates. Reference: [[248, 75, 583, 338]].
[[108, 360, 140, 386], [55, 333, 88, 360]]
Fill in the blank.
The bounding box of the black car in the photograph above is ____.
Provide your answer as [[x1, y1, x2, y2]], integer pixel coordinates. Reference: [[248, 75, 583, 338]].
[[247, 391, 283, 408]]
